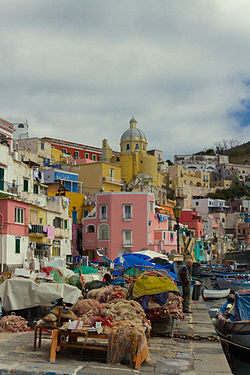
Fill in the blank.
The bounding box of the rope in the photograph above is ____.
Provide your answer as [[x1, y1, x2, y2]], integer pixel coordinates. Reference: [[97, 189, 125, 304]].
[[218, 334, 250, 351]]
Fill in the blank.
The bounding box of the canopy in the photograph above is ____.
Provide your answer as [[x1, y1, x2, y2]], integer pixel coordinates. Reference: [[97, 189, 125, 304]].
[[132, 275, 179, 299]]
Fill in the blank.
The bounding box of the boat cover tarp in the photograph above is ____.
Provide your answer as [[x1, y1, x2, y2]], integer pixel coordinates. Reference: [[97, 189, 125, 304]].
[[0, 278, 82, 311], [132, 275, 179, 299], [234, 291, 250, 321], [113, 253, 177, 280]]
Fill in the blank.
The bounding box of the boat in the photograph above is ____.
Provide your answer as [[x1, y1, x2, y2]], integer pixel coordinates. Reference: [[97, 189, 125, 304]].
[[216, 277, 250, 291], [215, 290, 250, 349], [202, 288, 230, 301]]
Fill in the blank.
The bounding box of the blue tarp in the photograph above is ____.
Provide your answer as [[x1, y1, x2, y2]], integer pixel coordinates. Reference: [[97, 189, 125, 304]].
[[234, 292, 250, 321], [113, 253, 177, 280]]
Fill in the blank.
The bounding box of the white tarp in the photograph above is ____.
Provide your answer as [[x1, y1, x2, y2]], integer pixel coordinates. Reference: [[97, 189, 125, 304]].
[[0, 277, 82, 311]]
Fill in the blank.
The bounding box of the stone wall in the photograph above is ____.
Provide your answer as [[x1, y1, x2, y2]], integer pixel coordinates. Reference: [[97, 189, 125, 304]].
[[223, 250, 250, 265]]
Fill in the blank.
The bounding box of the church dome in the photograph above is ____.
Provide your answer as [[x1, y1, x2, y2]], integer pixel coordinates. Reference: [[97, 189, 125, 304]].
[[120, 117, 147, 143]]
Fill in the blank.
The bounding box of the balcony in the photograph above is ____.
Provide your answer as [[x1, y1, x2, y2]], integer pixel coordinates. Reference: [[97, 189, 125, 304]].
[[29, 225, 45, 235], [0, 181, 19, 197], [102, 176, 123, 185]]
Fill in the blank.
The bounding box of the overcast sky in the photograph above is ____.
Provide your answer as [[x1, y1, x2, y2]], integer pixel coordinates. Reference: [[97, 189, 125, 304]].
[[1, 0, 250, 159]]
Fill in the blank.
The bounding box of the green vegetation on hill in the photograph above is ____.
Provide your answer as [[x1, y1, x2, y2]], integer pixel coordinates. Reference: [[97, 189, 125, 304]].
[[207, 183, 250, 200]]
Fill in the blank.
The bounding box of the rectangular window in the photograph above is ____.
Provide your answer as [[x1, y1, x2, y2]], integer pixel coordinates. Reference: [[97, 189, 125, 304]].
[[98, 155, 101, 161], [40, 142, 44, 150], [196, 202, 199, 206], [92, 154, 96, 161], [15, 207, 24, 224], [62, 148, 67, 153], [85, 153, 89, 159], [64, 220, 68, 229], [23, 178, 29, 192], [109, 169, 114, 179], [39, 218, 43, 224], [123, 204, 132, 220], [149, 201, 154, 212], [15, 237, 21, 254], [52, 247, 60, 257], [74, 151, 79, 159], [123, 230, 132, 246], [100, 205, 107, 220], [33, 184, 39, 194]]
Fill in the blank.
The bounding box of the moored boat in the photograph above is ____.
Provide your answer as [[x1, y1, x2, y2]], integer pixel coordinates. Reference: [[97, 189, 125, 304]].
[[216, 277, 250, 291], [203, 288, 230, 301], [215, 290, 250, 349]]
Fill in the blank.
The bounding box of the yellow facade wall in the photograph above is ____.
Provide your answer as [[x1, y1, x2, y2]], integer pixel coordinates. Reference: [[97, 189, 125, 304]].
[[71, 162, 122, 193], [48, 191, 86, 223], [29, 206, 47, 243], [111, 151, 162, 187], [168, 166, 210, 190]]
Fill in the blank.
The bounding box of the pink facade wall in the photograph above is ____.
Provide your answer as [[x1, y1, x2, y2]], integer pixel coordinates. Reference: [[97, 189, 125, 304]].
[[0, 199, 29, 236], [83, 192, 152, 260], [83, 192, 177, 259]]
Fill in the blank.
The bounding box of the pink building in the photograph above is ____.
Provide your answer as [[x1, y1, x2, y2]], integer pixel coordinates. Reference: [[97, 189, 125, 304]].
[[0, 198, 29, 271], [179, 210, 203, 239], [83, 192, 177, 260]]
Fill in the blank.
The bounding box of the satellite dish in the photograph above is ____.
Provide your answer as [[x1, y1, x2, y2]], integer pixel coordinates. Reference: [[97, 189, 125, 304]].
[[96, 248, 105, 256], [170, 249, 177, 255]]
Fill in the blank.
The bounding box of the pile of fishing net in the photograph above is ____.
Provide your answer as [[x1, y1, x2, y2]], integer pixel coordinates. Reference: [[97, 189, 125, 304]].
[[107, 320, 150, 366], [145, 292, 184, 321], [0, 315, 28, 332], [87, 285, 128, 303], [101, 299, 151, 331], [71, 298, 102, 317]]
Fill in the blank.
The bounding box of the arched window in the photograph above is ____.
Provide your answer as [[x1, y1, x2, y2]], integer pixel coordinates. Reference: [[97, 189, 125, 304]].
[[98, 224, 109, 240], [126, 143, 130, 150], [18, 124, 25, 128], [135, 143, 139, 150], [86, 224, 95, 233]]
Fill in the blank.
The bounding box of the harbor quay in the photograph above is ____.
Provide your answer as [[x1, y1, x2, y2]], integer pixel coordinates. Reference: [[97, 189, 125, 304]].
[[0, 299, 232, 375]]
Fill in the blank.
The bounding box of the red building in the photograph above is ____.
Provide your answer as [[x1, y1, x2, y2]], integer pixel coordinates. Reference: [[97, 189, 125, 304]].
[[179, 210, 203, 239], [42, 137, 103, 161]]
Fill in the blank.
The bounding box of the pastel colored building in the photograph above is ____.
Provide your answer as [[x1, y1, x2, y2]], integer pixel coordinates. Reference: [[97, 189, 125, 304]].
[[42, 137, 104, 162], [102, 118, 166, 204], [43, 168, 83, 193], [71, 161, 123, 194], [83, 192, 177, 260], [179, 210, 203, 239], [0, 199, 29, 271], [0, 118, 13, 151]]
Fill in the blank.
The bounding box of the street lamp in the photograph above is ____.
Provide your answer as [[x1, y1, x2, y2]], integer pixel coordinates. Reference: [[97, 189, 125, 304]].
[[173, 203, 182, 254]]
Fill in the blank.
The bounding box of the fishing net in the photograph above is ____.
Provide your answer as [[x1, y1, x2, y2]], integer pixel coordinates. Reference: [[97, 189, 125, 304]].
[[87, 285, 128, 303], [71, 298, 102, 316], [0, 315, 29, 332], [101, 299, 151, 331], [107, 320, 150, 366]]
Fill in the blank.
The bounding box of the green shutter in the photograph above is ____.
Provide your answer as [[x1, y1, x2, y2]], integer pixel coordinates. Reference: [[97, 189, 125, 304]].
[[23, 179, 28, 192], [64, 220, 68, 229], [0, 167, 4, 190], [15, 238, 21, 254]]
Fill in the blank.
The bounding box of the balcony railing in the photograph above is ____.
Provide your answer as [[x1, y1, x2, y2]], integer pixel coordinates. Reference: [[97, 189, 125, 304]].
[[0, 181, 19, 196], [102, 176, 123, 185], [29, 225, 45, 234]]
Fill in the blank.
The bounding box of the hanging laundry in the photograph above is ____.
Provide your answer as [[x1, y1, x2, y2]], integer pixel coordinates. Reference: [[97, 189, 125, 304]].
[[47, 226, 55, 239]]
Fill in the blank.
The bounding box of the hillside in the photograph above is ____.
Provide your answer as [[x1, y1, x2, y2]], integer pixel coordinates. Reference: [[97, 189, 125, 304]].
[[226, 141, 250, 164]]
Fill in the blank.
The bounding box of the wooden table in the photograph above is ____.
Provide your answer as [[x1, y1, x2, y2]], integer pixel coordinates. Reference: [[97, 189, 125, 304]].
[[50, 328, 148, 369]]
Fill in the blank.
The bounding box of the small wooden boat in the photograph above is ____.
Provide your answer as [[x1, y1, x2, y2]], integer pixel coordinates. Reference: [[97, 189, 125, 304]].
[[203, 288, 230, 301], [216, 290, 250, 350]]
